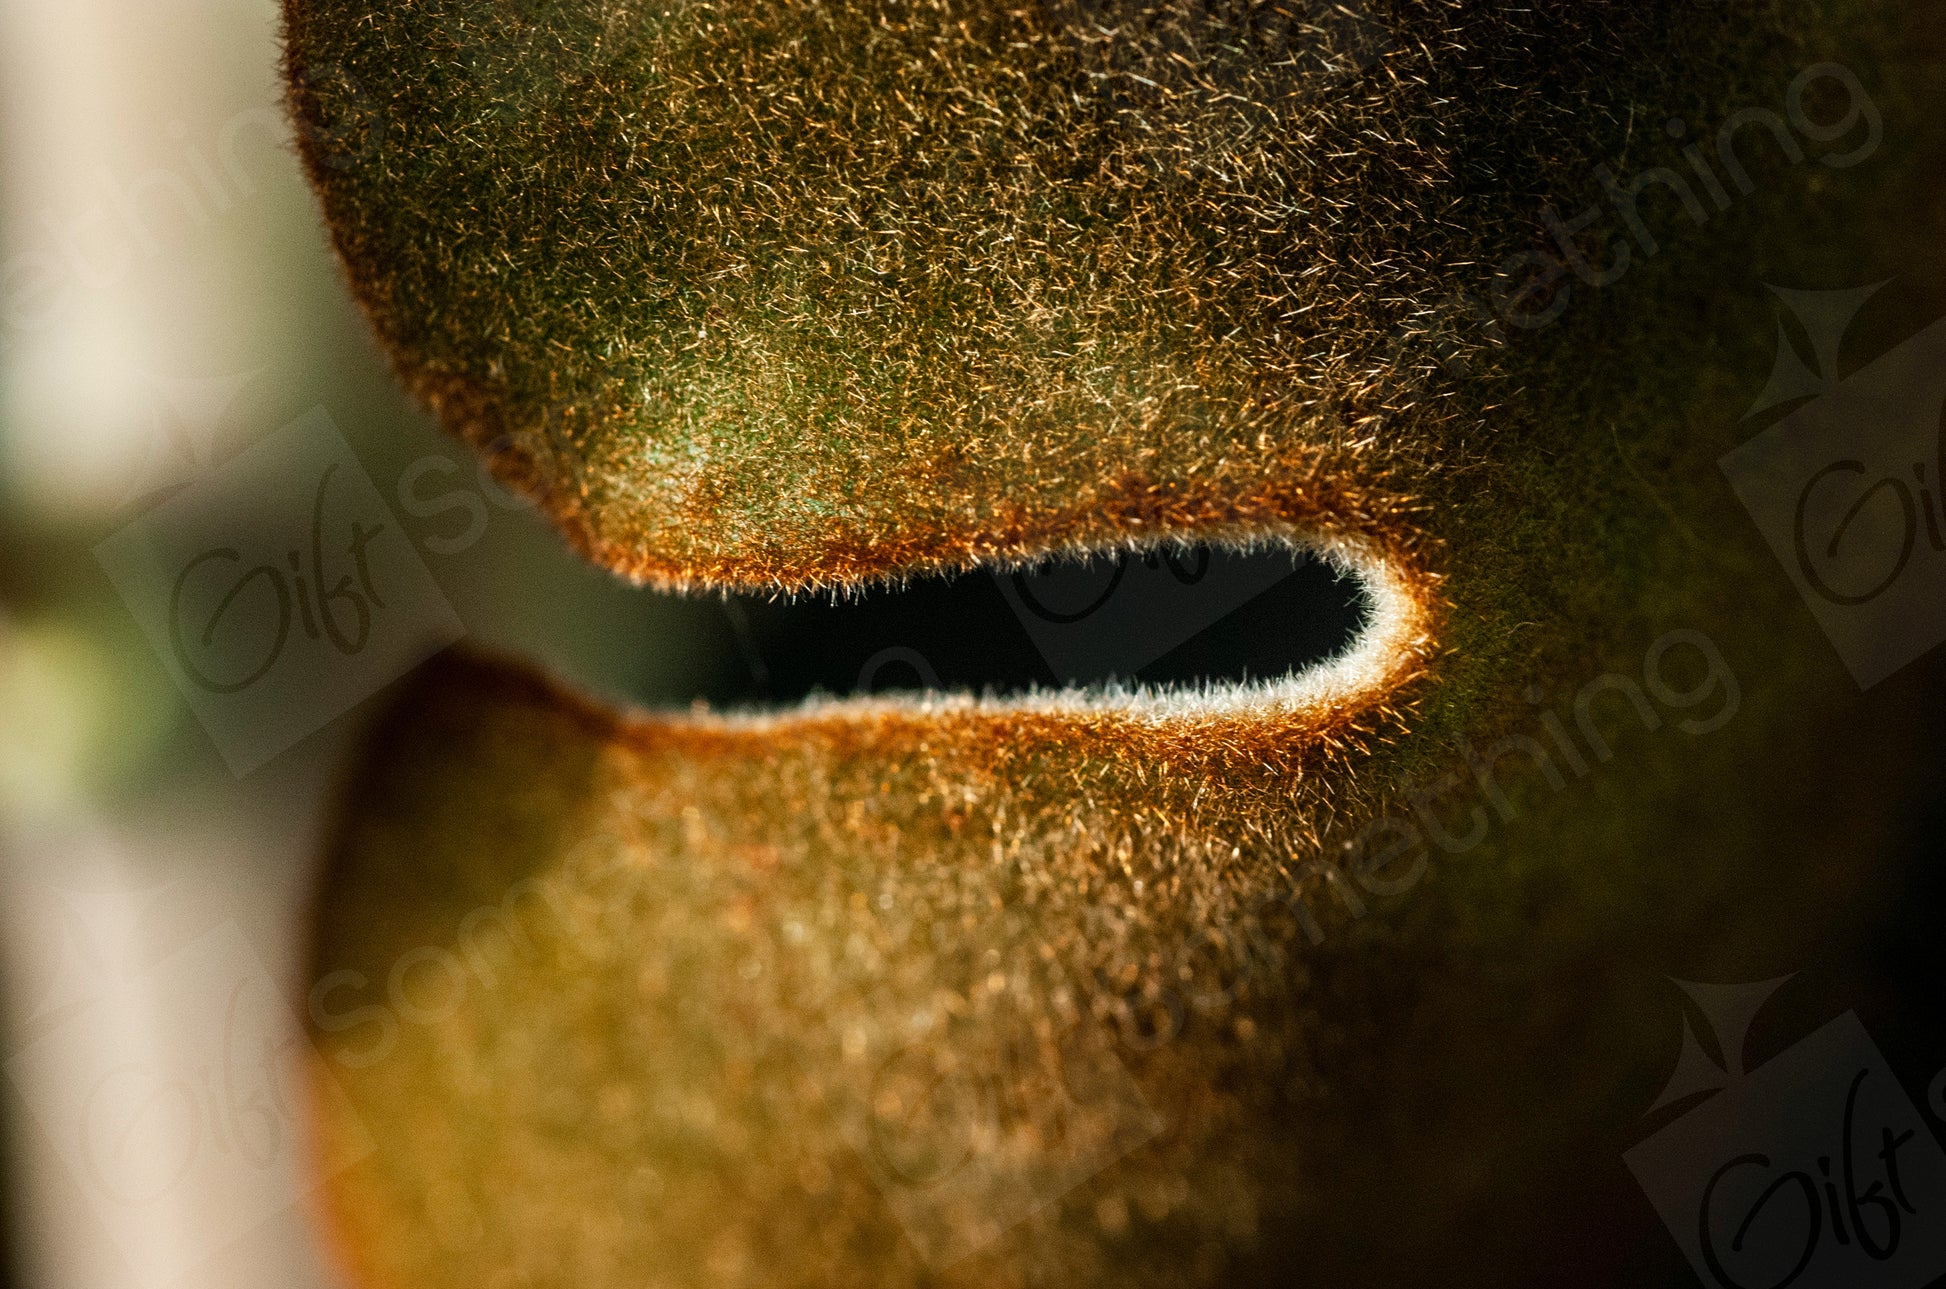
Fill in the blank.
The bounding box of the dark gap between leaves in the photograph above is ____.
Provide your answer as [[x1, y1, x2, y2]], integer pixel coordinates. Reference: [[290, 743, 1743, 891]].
[[667, 544, 1371, 707]]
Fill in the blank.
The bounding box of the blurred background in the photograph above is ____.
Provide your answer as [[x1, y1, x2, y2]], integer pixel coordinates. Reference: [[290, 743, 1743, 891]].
[[0, 0, 737, 1283]]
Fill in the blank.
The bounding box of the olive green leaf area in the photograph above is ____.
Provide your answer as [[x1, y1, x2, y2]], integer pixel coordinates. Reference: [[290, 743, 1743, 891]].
[[308, 639, 1941, 1289], [287, 0, 1797, 590]]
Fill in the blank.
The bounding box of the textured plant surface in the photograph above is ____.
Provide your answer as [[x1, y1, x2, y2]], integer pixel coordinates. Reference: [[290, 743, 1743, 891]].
[[290, 2, 1946, 1285], [288, 0, 1789, 595]]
